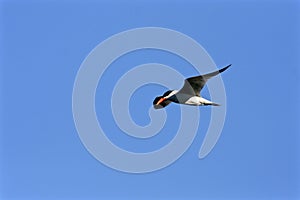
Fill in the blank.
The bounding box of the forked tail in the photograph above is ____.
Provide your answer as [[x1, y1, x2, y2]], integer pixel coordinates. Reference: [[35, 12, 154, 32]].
[[203, 102, 220, 106]]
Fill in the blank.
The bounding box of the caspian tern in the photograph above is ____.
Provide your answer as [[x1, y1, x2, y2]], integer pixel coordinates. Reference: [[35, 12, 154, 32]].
[[153, 64, 231, 109]]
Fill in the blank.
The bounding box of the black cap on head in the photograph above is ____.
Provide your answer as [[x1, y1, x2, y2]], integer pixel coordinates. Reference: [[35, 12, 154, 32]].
[[163, 90, 173, 97], [153, 96, 171, 109], [153, 96, 163, 105]]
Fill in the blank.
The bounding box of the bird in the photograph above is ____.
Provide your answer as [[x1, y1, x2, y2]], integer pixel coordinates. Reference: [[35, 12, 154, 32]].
[[153, 64, 231, 109]]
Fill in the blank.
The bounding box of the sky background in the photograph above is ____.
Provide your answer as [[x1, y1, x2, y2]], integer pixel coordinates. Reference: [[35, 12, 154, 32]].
[[1, 0, 300, 199]]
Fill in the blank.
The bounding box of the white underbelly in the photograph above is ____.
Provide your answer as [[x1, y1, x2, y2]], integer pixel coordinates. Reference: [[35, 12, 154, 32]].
[[172, 93, 214, 106], [184, 96, 212, 106]]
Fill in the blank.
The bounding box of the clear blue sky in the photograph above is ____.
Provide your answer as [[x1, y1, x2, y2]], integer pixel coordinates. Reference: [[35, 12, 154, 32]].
[[1, 0, 299, 199]]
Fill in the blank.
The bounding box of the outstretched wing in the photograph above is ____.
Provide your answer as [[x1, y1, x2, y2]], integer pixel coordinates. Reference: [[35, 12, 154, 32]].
[[179, 64, 231, 96]]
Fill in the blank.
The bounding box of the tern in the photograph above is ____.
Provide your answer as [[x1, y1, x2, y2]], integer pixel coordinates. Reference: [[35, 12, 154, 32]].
[[153, 64, 231, 109]]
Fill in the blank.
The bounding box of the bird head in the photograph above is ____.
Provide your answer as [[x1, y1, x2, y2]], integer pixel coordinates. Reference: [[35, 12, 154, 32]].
[[153, 90, 174, 109]]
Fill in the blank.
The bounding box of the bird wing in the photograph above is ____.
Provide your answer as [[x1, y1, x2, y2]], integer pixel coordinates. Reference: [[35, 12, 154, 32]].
[[179, 64, 231, 96]]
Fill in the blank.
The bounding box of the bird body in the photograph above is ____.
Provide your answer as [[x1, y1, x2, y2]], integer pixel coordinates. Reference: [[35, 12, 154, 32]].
[[153, 64, 231, 109]]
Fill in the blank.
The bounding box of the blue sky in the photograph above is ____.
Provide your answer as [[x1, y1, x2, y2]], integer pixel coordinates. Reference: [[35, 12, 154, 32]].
[[1, 0, 299, 199]]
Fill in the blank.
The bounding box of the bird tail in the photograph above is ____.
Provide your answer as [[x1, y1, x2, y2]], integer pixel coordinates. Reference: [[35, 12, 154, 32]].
[[203, 102, 220, 106]]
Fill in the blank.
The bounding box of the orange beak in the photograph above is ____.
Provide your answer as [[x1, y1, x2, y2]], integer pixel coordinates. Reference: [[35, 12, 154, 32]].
[[156, 97, 166, 105]]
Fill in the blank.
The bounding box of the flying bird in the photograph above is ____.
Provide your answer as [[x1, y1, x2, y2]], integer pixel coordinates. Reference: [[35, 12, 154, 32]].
[[153, 64, 231, 109]]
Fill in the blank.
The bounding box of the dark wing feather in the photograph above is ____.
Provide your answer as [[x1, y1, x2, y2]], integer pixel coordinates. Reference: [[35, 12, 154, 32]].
[[179, 64, 231, 96]]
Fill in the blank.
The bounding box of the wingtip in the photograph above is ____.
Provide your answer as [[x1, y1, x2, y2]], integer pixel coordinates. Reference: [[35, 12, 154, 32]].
[[219, 64, 232, 73]]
